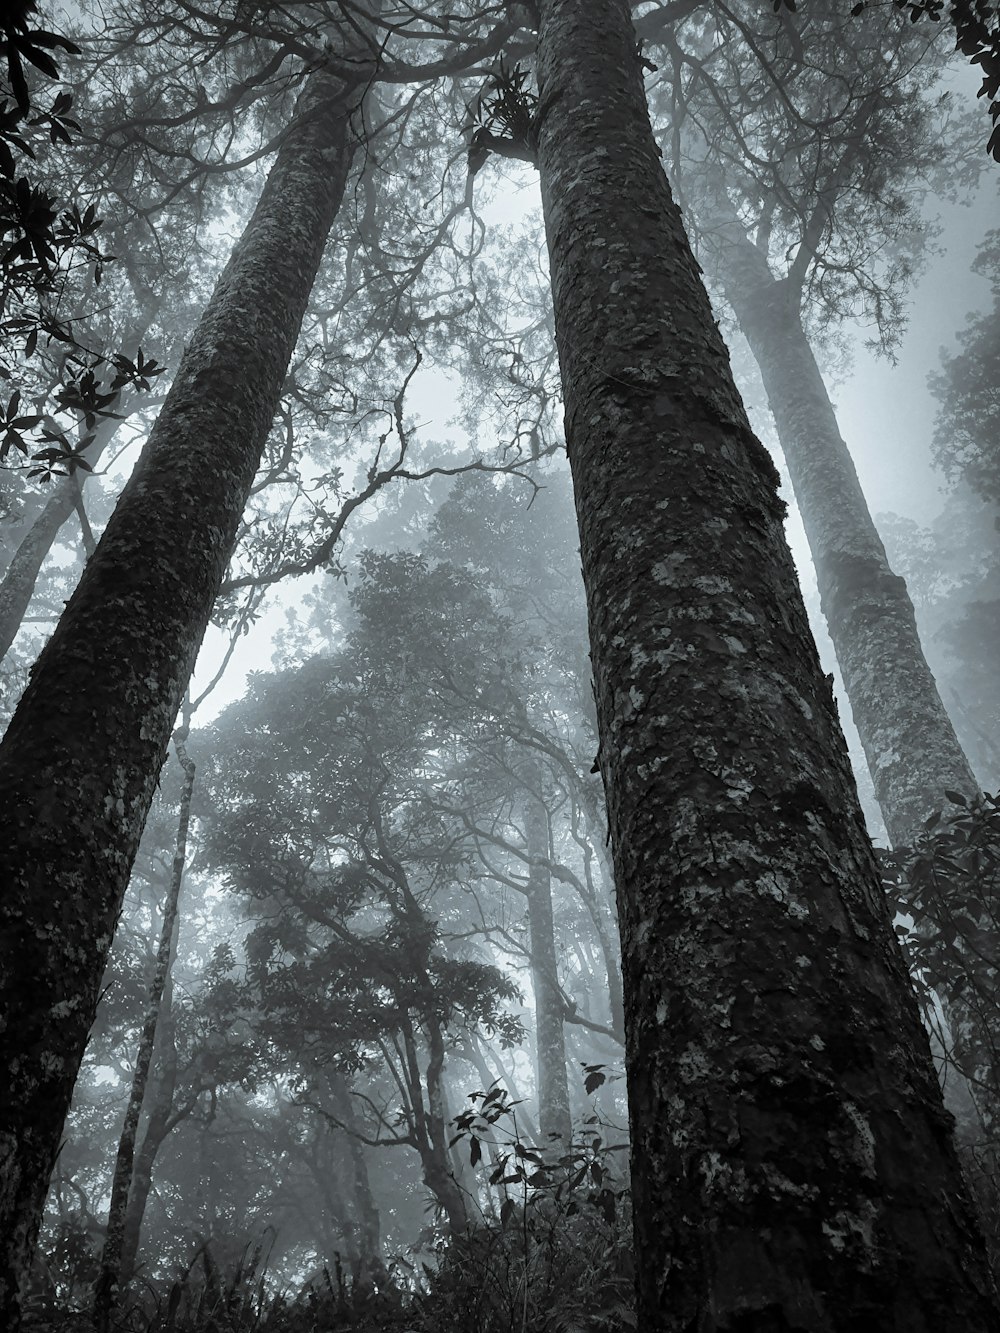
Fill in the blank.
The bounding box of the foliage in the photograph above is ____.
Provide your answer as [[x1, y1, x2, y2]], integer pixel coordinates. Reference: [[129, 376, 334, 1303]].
[[878, 492, 1000, 790], [881, 790, 1000, 1122], [414, 1084, 634, 1332], [931, 229, 1000, 505]]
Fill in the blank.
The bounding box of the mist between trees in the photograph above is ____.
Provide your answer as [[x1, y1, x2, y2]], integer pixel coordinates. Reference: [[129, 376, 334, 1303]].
[[2, 1, 1000, 1331]]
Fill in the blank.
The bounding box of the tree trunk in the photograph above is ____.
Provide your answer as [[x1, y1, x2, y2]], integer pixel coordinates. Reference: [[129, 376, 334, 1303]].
[[703, 212, 978, 848], [117, 1005, 180, 1287], [93, 729, 195, 1332], [0, 315, 154, 664], [0, 65, 359, 1328], [524, 788, 572, 1144], [423, 1018, 469, 1234], [533, 0, 997, 1327], [327, 1074, 384, 1279]]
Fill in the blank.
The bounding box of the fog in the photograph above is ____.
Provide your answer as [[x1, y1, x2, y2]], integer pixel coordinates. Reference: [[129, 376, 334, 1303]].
[[1, 3, 999, 1330]]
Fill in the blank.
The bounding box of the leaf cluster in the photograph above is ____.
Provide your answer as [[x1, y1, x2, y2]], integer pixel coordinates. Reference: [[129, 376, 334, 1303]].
[[880, 789, 1000, 1110]]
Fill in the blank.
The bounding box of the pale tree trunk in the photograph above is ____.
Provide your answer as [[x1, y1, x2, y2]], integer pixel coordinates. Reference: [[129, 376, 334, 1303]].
[[93, 728, 195, 1332], [524, 787, 572, 1144], [533, 0, 997, 1327], [423, 1018, 468, 1234], [702, 211, 978, 848], [576, 785, 625, 1041], [326, 1074, 384, 1279], [0, 315, 154, 663], [0, 64, 360, 1327]]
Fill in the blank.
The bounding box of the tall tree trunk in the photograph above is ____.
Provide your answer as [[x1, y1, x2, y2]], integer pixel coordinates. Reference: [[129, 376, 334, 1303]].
[[117, 1004, 181, 1288], [93, 729, 195, 1332], [0, 65, 360, 1328], [533, 0, 997, 1328], [524, 787, 572, 1144], [327, 1074, 384, 1278], [702, 210, 978, 848]]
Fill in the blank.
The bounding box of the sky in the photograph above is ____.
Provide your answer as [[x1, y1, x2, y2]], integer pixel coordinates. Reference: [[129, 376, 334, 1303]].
[[186, 137, 1000, 726], [836, 176, 999, 526]]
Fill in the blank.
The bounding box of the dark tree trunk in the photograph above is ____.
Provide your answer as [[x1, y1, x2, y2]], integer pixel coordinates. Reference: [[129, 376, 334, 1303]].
[[93, 730, 195, 1332], [533, 0, 997, 1327], [703, 211, 978, 847], [524, 789, 572, 1144], [0, 66, 359, 1327], [117, 1005, 182, 1288]]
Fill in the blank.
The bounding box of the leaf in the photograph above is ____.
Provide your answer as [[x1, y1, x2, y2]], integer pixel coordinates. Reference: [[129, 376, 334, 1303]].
[[469, 1136, 481, 1168]]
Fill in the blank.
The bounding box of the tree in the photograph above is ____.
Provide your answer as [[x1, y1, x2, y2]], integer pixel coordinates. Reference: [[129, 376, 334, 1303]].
[[0, 49, 362, 1324], [932, 228, 1000, 505], [92, 722, 195, 1333], [644, 1, 982, 847], [197, 655, 526, 1236], [524, 0, 997, 1324]]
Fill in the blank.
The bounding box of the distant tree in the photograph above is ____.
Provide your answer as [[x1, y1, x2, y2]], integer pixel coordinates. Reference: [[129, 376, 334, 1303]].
[[198, 654, 526, 1235], [880, 491, 1000, 790], [92, 721, 195, 1333], [932, 228, 1000, 504], [644, 0, 982, 847]]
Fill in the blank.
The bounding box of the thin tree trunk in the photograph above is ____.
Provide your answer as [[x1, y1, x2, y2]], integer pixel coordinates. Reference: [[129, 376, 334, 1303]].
[[423, 1018, 468, 1234], [576, 790, 626, 1041], [533, 0, 996, 1327], [524, 787, 572, 1144], [327, 1074, 383, 1278], [93, 728, 195, 1332], [0, 314, 153, 664], [703, 210, 978, 847], [0, 65, 360, 1327], [117, 1003, 180, 1287]]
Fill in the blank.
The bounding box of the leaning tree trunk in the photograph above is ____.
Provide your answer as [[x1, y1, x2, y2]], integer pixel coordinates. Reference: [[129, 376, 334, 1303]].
[[93, 728, 196, 1332], [524, 787, 572, 1144], [0, 418, 118, 663], [533, 0, 997, 1328], [703, 213, 978, 848], [0, 64, 359, 1328], [0, 315, 154, 663]]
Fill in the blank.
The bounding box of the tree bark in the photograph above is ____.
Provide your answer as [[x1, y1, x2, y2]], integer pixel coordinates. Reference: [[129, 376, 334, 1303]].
[[533, 0, 997, 1327], [702, 211, 978, 848], [0, 65, 359, 1328], [92, 729, 195, 1332], [524, 788, 572, 1144]]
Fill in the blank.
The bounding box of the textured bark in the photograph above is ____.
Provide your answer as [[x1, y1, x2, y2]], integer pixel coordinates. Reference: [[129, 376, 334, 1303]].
[[533, 0, 997, 1328], [524, 790, 572, 1144], [704, 214, 978, 848], [0, 66, 358, 1328], [93, 731, 195, 1332]]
